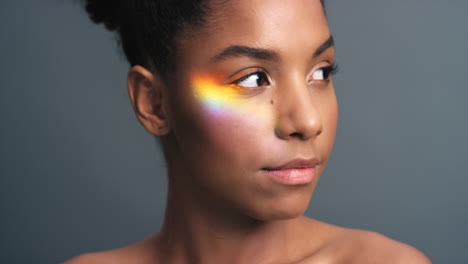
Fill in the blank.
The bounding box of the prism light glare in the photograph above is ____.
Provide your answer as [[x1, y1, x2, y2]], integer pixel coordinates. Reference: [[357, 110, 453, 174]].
[[192, 74, 245, 113]]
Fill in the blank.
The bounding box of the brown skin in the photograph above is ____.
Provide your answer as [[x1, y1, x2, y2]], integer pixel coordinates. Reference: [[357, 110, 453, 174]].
[[65, 0, 430, 263]]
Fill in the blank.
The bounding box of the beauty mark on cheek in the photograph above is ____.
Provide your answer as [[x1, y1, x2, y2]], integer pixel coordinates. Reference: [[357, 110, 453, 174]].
[[191, 74, 275, 137]]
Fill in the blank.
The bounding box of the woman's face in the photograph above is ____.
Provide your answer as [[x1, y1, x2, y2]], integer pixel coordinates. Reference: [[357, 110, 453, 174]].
[[164, 0, 337, 220]]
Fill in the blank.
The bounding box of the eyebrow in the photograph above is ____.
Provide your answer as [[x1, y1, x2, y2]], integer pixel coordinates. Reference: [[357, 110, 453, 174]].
[[211, 46, 280, 62], [211, 35, 334, 63], [313, 35, 334, 57]]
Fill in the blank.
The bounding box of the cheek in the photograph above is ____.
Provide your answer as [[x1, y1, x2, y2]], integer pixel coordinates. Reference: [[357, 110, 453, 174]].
[[174, 74, 276, 171], [316, 93, 338, 171], [323, 97, 338, 141], [192, 104, 274, 169]]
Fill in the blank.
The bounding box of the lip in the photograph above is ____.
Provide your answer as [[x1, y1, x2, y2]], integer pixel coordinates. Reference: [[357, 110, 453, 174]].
[[262, 158, 319, 185]]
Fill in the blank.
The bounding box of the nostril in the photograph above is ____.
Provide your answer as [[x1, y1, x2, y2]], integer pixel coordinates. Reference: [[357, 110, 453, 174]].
[[317, 127, 323, 136], [274, 126, 320, 140], [289, 132, 303, 139]]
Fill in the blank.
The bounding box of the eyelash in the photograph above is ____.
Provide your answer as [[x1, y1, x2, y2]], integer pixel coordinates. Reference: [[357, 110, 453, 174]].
[[231, 71, 270, 88], [313, 63, 339, 81], [230, 62, 339, 88]]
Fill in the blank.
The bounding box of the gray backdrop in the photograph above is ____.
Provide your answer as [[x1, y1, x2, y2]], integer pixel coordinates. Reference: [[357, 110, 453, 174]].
[[1, 0, 467, 263]]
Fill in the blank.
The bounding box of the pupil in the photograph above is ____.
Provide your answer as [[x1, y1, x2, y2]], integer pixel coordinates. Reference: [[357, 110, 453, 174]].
[[256, 73, 265, 86], [323, 68, 331, 80]]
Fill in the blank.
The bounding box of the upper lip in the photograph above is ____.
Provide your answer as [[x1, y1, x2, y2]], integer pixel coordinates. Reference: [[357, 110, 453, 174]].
[[263, 158, 320, 171]]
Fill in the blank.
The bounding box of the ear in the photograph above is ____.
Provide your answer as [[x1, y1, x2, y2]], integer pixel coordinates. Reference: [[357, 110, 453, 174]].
[[127, 65, 170, 136]]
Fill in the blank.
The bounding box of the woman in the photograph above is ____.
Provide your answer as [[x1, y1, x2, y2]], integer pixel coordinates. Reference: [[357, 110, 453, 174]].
[[66, 0, 430, 263]]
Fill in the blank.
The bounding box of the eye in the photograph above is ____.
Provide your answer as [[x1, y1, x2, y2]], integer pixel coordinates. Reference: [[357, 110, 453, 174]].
[[311, 63, 339, 81], [232, 71, 270, 88]]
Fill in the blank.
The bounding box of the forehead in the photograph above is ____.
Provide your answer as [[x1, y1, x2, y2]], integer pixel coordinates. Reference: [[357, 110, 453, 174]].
[[178, 0, 330, 69]]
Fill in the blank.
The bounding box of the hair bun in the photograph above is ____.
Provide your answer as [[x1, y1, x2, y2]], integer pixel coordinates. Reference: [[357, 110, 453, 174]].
[[83, 0, 121, 31]]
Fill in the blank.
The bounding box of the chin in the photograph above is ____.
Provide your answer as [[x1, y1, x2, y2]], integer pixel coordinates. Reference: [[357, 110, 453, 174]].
[[245, 194, 313, 222], [250, 207, 307, 222]]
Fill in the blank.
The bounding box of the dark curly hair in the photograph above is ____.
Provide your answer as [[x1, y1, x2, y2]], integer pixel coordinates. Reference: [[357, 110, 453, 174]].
[[82, 0, 325, 79]]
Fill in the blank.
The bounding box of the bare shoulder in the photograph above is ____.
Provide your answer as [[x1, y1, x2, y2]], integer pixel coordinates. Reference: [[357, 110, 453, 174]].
[[348, 229, 431, 263], [62, 235, 159, 264], [299, 218, 431, 264], [62, 252, 108, 264], [330, 227, 431, 264], [62, 249, 140, 264]]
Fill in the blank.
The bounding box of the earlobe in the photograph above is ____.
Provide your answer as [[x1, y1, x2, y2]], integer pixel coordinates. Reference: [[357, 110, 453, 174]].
[[127, 65, 170, 136]]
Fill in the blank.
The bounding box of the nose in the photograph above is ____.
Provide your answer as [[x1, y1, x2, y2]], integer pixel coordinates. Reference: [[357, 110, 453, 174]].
[[274, 80, 323, 141]]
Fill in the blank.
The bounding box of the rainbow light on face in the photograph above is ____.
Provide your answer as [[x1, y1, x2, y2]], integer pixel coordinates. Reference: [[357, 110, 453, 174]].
[[192, 74, 246, 113]]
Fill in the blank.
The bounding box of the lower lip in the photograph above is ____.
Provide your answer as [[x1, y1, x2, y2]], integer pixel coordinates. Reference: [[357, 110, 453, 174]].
[[262, 167, 316, 185]]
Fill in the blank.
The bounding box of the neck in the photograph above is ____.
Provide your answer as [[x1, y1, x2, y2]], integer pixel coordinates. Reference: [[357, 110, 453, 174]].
[[154, 165, 298, 264]]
